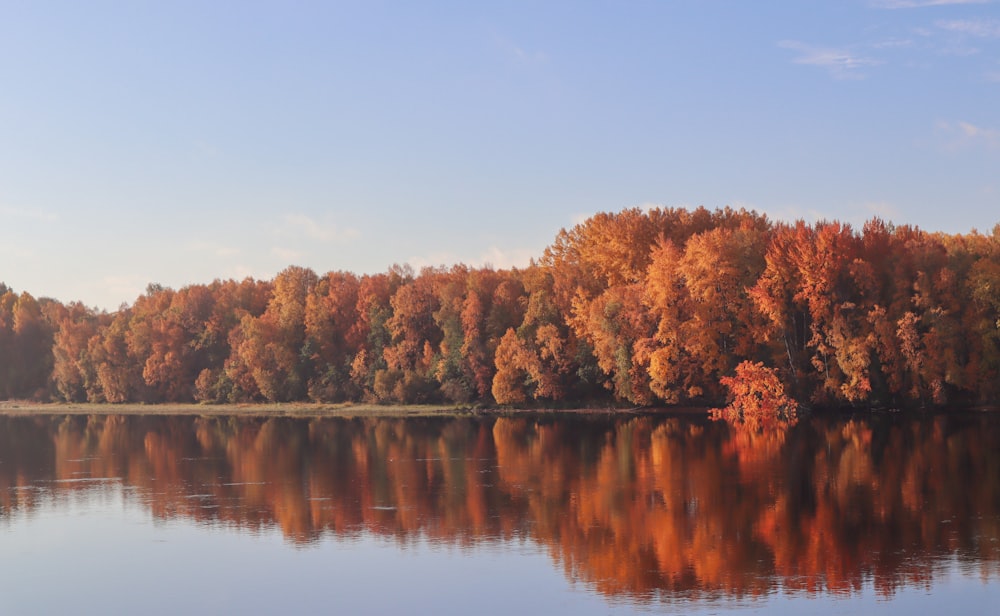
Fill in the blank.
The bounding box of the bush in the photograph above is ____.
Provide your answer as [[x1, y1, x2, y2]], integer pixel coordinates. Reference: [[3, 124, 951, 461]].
[[710, 361, 798, 431]]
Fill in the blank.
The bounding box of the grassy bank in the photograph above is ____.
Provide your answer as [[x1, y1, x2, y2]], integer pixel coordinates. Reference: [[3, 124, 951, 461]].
[[0, 401, 674, 418], [0, 401, 483, 418]]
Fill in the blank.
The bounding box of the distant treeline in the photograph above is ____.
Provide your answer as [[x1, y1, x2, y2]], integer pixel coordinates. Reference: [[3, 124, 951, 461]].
[[2, 207, 1000, 408]]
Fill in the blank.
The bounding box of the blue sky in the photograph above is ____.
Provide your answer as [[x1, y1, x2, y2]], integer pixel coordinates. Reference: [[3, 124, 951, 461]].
[[1, 0, 998, 310]]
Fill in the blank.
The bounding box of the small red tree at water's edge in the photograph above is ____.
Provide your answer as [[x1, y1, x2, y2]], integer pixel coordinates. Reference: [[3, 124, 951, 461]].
[[710, 361, 798, 430]]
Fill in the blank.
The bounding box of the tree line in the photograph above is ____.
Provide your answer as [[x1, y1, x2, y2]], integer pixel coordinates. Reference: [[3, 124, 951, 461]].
[[2, 206, 1000, 408]]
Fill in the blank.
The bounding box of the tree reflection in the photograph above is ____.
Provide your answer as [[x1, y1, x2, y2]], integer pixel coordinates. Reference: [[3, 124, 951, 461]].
[[1, 412, 999, 601]]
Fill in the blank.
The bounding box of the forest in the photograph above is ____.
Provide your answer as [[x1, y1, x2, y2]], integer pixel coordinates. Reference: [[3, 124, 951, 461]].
[[2, 206, 1000, 411]]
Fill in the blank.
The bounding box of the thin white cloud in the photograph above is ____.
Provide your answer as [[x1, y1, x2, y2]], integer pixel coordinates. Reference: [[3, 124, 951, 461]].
[[860, 201, 902, 220], [406, 251, 460, 271], [937, 119, 1000, 149], [478, 246, 535, 269], [957, 120, 1000, 144], [230, 265, 273, 281], [102, 275, 148, 307], [0, 243, 34, 259], [407, 246, 536, 271], [511, 45, 547, 64], [870, 38, 916, 49], [778, 41, 881, 79], [872, 0, 990, 8], [753, 200, 903, 228], [493, 34, 548, 64], [937, 18, 1000, 37], [0, 205, 59, 223], [752, 203, 830, 225], [279, 213, 360, 242], [271, 246, 304, 262], [190, 140, 220, 161], [936, 42, 983, 56], [186, 240, 241, 258]]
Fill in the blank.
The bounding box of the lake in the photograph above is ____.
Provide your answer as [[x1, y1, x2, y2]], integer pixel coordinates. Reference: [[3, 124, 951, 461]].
[[1, 411, 999, 614]]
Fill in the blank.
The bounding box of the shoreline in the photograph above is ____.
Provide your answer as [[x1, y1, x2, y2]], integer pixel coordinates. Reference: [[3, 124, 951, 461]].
[[0, 401, 702, 418], [2, 401, 996, 418]]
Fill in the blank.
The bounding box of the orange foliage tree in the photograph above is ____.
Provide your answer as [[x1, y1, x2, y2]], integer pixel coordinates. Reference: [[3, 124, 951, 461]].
[[710, 361, 798, 431], [304, 271, 363, 402]]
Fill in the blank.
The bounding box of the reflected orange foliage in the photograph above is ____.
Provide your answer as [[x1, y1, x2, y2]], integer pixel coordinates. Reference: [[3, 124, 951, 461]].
[[2, 413, 999, 603]]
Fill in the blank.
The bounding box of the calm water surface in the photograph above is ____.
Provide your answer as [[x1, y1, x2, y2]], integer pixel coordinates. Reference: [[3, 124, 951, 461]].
[[2, 412, 999, 614]]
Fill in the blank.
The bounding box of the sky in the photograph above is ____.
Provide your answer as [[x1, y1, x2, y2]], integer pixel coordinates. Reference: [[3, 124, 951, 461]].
[[1, 0, 999, 310]]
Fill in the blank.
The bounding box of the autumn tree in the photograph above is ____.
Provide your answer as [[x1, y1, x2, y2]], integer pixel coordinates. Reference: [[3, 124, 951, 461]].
[[458, 276, 493, 399], [49, 301, 105, 402], [350, 269, 406, 400], [89, 310, 142, 403], [966, 226, 1000, 400], [791, 221, 871, 403], [645, 222, 772, 404], [374, 267, 442, 403], [471, 270, 534, 396], [749, 221, 881, 405], [510, 266, 592, 403], [749, 222, 810, 390], [710, 360, 799, 431], [541, 207, 721, 314], [429, 265, 476, 403], [227, 266, 317, 402], [577, 283, 656, 404], [125, 284, 183, 401], [491, 328, 539, 404], [304, 271, 363, 402], [643, 239, 696, 403], [0, 290, 55, 399], [195, 278, 272, 403]]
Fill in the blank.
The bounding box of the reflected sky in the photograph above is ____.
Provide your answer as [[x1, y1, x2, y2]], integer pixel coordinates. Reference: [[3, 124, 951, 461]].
[[1, 412, 999, 614], [1, 492, 590, 615]]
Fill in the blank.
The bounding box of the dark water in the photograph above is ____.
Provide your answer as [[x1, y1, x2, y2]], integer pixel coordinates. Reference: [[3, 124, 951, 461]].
[[1, 411, 999, 614]]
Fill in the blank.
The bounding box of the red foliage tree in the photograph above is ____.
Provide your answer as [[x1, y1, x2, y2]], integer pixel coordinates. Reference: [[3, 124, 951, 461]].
[[711, 361, 799, 431]]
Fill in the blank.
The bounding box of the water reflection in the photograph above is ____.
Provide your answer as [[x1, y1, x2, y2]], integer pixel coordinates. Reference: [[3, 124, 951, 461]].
[[2, 412, 999, 603]]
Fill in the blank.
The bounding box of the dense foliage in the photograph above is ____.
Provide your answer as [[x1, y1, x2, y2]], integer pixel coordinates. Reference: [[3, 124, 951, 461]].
[[3, 206, 1000, 408]]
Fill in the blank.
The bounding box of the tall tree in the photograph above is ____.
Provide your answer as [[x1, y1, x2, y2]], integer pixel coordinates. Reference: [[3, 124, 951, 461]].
[[0, 291, 55, 399], [228, 266, 318, 402], [49, 302, 104, 402], [304, 271, 364, 402]]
